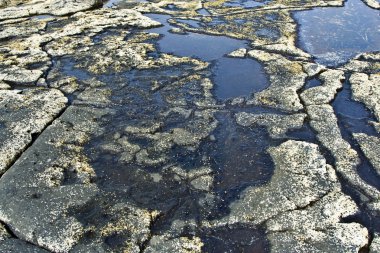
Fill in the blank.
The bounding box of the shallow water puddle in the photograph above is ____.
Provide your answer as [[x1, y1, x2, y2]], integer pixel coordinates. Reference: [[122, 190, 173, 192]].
[[146, 14, 269, 100], [103, 0, 147, 8], [145, 14, 248, 61], [213, 57, 269, 100], [294, 0, 380, 66], [223, 0, 270, 8]]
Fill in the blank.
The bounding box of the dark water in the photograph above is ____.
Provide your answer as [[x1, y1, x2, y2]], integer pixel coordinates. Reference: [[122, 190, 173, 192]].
[[145, 14, 248, 61], [103, 0, 147, 8], [333, 77, 380, 190], [304, 78, 322, 89], [43, 1, 379, 251], [213, 57, 269, 100], [146, 14, 269, 100], [197, 8, 211, 16], [294, 0, 380, 66], [223, 0, 270, 8]]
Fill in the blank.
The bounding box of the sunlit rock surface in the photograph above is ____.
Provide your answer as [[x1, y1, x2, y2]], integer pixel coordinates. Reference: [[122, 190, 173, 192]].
[[0, 0, 379, 252]]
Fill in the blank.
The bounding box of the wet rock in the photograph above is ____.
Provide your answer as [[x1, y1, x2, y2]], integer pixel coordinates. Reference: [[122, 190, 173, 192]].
[[0, 88, 67, 174], [353, 133, 380, 175], [166, 166, 214, 191], [144, 235, 203, 253], [230, 96, 245, 105], [208, 139, 368, 252], [55, 9, 160, 38], [370, 233, 380, 253], [267, 191, 368, 252], [301, 69, 344, 105], [344, 52, 380, 74], [350, 73, 380, 125], [0, 67, 43, 85], [362, 0, 380, 9], [247, 50, 306, 112], [0, 0, 102, 21], [215, 140, 338, 225], [0, 223, 10, 241], [93, 203, 157, 253], [0, 81, 10, 90], [0, 0, 378, 251], [302, 63, 326, 77], [227, 48, 247, 58], [268, 222, 367, 253], [0, 17, 48, 40], [267, 191, 359, 232], [0, 238, 50, 253], [0, 105, 108, 252], [235, 112, 306, 138], [306, 104, 380, 200]]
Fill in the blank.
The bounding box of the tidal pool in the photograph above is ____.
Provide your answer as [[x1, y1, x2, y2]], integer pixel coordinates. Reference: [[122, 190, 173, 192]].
[[146, 14, 269, 100], [145, 14, 248, 61], [213, 57, 269, 100], [223, 0, 270, 8], [294, 0, 380, 66]]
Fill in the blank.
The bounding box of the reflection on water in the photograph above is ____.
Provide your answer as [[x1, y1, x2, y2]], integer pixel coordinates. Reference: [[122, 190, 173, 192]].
[[213, 57, 269, 100], [223, 0, 271, 8], [294, 0, 380, 66], [146, 14, 269, 100], [146, 14, 248, 61]]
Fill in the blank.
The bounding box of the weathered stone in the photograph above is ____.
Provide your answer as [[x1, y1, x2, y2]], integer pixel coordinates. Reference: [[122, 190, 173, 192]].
[[370, 233, 380, 253], [266, 191, 359, 232], [227, 48, 247, 58], [306, 104, 380, 200], [0, 238, 50, 253], [247, 50, 307, 112], [0, 223, 10, 242], [353, 133, 380, 175], [145, 235, 203, 253], [0, 81, 10, 90], [0, 0, 102, 21], [266, 190, 368, 253], [0, 67, 43, 85], [0, 1, 378, 251], [350, 73, 380, 123], [216, 140, 338, 225], [344, 52, 380, 73], [301, 69, 344, 105], [0, 105, 107, 252], [362, 0, 380, 9], [0, 88, 67, 174], [302, 63, 326, 77], [235, 112, 306, 138], [268, 223, 367, 253]]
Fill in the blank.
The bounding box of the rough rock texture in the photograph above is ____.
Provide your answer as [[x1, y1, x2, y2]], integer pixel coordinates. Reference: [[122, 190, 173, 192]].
[[0, 104, 109, 252], [0, 0, 102, 20], [344, 52, 380, 74], [306, 104, 380, 200], [0, 0, 378, 252], [0, 238, 50, 253], [0, 88, 67, 174], [353, 133, 380, 175], [362, 0, 380, 9], [350, 73, 380, 125], [208, 140, 368, 251], [144, 236, 203, 253], [217, 140, 339, 225], [247, 50, 307, 112], [267, 191, 368, 253], [370, 234, 380, 253], [235, 112, 306, 138], [300, 69, 344, 105]]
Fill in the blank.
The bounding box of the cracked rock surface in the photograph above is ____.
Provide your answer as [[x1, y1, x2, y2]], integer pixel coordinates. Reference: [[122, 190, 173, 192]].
[[0, 0, 379, 252]]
